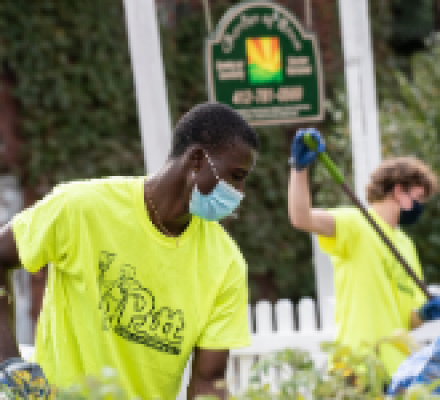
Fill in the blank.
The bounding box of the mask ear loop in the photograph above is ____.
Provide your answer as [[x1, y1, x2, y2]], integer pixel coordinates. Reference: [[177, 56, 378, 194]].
[[204, 152, 241, 220], [204, 152, 220, 181]]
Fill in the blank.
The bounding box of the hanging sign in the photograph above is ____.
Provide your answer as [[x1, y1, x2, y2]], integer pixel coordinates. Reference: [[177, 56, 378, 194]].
[[205, 1, 324, 126]]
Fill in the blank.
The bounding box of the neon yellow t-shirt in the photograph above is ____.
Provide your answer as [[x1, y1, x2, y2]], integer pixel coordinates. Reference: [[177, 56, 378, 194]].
[[12, 177, 250, 399], [318, 207, 425, 376]]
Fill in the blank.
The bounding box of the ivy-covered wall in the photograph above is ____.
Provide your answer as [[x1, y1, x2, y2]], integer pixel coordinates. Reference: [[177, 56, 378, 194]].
[[0, 1, 144, 191]]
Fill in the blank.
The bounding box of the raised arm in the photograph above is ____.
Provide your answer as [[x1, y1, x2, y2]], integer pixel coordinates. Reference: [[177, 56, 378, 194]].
[[288, 169, 335, 236], [0, 222, 22, 362], [287, 129, 335, 237], [187, 348, 229, 399]]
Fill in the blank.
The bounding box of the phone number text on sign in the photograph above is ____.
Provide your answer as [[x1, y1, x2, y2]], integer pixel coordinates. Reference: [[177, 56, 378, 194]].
[[232, 86, 303, 105]]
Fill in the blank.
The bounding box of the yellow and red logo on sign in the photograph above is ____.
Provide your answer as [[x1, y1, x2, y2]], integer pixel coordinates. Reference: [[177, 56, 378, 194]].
[[246, 37, 282, 84]]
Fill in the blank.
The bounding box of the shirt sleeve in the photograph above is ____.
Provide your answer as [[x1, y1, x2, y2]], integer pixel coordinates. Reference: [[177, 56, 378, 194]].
[[11, 184, 73, 273], [197, 258, 251, 350], [318, 207, 359, 259]]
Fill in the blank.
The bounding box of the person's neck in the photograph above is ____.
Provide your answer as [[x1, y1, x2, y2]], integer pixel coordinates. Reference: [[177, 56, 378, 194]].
[[145, 163, 192, 236], [370, 198, 400, 229]]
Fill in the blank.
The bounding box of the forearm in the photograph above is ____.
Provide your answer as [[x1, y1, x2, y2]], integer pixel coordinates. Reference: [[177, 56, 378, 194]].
[[187, 375, 227, 400], [0, 268, 20, 362], [288, 168, 313, 230]]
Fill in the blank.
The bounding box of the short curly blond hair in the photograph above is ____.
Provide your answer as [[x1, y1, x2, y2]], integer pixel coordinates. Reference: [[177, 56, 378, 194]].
[[366, 157, 438, 203]]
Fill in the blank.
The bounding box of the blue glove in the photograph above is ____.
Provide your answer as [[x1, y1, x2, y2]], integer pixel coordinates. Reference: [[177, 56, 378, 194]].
[[418, 296, 440, 322], [0, 357, 50, 398], [289, 128, 325, 171]]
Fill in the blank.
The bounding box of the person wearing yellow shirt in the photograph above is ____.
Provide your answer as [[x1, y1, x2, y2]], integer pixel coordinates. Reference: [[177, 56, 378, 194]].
[[288, 128, 440, 379], [0, 102, 258, 399]]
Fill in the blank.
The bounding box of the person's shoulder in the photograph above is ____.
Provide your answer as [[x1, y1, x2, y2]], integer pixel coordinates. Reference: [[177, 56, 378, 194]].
[[328, 206, 362, 220], [328, 207, 366, 238], [50, 177, 142, 211], [54, 176, 141, 198]]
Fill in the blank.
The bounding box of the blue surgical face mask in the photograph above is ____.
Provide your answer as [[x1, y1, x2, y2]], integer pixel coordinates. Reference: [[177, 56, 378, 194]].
[[399, 199, 424, 226], [189, 152, 244, 221]]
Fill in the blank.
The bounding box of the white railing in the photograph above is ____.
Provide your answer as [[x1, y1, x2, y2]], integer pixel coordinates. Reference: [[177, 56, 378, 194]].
[[19, 290, 440, 399]]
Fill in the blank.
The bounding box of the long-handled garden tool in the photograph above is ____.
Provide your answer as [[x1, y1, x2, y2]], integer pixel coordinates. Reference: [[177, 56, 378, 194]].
[[303, 132, 433, 300]]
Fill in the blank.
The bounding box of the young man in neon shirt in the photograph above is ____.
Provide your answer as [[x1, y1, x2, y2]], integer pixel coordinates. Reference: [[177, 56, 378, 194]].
[[0, 102, 258, 399], [288, 128, 440, 378]]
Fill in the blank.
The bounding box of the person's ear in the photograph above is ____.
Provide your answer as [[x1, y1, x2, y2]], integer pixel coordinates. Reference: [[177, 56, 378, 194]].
[[393, 184, 404, 197], [394, 184, 414, 209], [187, 146, 205, 172], [391, 184, 403, 205]]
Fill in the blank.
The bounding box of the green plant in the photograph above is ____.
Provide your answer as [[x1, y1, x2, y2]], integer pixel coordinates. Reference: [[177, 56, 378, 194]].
[[228, 339, 440, 400], [229, 342, 388, 400]]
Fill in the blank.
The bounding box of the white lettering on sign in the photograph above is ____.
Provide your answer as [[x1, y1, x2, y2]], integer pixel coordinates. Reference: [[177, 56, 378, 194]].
[[255, 88, 274, 104], [216, 61, 245, 80], [278, 17, 301, 51], [232, 87, 303, 105], [277, 86, 303, 102], [232, 89, 253, 105], [262, 12, 278, 29], [287, 56, 312, 76], [237, 104, 311, 120], [288, 56, 308, 65], [222, 14, 260, 53], [261, 12, 303, 50], [287, 66, 312, 75]]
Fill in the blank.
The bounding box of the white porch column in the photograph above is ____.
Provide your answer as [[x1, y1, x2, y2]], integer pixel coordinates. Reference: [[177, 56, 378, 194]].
[[338, 0, 381, 204], [122, 0, 173, 174]]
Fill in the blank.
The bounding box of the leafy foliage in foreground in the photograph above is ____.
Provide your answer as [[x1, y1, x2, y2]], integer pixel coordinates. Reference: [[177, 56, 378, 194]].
[[230, 338, 440, 400], [2, 339, 439, 399], [232, 344, 387, 399]]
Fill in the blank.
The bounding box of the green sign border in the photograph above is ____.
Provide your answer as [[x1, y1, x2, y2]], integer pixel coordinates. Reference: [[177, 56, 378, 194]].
[[205, 0, 325, 126]]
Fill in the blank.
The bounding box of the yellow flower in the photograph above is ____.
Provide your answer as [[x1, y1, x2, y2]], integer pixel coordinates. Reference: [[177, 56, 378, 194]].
[[331, 361, 347, 371], [343, 368, 353, 377]]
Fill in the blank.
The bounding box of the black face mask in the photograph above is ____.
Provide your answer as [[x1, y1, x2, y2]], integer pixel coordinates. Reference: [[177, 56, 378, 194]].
[[399, 200, 424, 226]]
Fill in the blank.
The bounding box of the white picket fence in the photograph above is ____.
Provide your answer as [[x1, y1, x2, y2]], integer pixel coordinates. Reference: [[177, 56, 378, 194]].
[[19, 289, 440, 399]]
